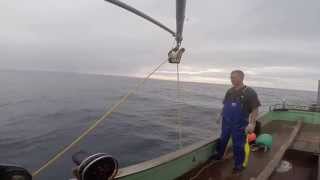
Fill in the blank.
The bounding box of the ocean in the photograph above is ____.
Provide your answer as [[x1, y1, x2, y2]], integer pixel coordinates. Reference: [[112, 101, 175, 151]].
[[0, 70, 317, 179]]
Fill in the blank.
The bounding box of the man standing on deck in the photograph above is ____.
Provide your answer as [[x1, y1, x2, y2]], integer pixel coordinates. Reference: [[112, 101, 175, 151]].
[[215, 70, 261, 173]]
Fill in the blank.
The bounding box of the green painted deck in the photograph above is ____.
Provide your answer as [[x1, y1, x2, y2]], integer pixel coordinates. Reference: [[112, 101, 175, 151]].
[[260, 110, 320, 124]]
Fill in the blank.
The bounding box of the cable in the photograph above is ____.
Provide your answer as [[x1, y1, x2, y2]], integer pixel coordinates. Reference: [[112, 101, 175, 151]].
[[32, 59, 167, 177], [176, 63, 183, 148]]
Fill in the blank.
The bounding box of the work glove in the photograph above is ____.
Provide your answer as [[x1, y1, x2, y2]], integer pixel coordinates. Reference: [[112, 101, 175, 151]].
[[245, 123, 255, 133]]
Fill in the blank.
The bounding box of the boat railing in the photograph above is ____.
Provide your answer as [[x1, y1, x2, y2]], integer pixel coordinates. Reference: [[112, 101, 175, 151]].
[[269, 103, 320, 112]]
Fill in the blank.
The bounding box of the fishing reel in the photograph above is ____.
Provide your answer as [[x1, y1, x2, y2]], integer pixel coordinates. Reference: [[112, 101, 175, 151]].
[[0, 165, 32, 180], [168, 46, 185, 64], [72, 151, 118, 180]]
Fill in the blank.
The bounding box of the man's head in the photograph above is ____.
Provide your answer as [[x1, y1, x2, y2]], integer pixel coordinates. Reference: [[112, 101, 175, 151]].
[[230, 70, 245, 87]]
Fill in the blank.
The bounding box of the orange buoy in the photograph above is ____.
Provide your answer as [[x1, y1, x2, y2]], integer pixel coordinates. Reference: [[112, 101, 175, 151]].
[[247, 133, 257, 143]]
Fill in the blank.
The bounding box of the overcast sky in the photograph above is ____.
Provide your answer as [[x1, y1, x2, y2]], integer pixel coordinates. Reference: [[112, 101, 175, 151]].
[[1, 0, 319, 91]]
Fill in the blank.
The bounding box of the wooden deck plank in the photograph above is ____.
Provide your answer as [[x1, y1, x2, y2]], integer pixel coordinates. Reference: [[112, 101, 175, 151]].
[[291, 123, 320, 153], [251, 121, 302, 180], [269, 150, 318, 180]]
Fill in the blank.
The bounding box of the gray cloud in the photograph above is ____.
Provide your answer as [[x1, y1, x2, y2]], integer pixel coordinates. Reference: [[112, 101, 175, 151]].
[[1, 0, 319, 90]]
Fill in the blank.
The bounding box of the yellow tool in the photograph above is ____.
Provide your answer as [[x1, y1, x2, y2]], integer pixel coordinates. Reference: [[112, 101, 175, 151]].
[[243, 135, 250, 167]]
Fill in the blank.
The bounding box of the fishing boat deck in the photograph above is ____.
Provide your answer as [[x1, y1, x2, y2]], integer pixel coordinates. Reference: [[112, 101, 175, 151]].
[[179, 120, 320, 180]]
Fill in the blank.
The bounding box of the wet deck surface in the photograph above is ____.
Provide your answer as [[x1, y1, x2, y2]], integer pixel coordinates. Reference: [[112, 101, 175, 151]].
[[178, 121, 319, 180], [269, 150, 318, 180]]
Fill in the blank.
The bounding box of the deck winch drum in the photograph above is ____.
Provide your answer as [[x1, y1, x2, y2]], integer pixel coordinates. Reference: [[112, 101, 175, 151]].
[[72, 151, 118, 180]]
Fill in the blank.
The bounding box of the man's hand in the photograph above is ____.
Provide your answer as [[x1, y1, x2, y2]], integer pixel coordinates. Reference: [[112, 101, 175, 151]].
[[246, 107, 258, 133], [245, 123, 255, 133]]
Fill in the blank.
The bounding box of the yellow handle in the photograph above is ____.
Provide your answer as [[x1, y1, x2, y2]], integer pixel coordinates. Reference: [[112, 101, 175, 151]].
[[243, 135, 250, 167]]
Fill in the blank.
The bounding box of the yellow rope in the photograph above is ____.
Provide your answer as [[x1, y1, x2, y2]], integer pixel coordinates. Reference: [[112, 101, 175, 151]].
[[32, 59, 168, 177]]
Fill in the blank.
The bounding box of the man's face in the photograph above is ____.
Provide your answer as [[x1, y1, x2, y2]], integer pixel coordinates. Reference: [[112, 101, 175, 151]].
[[230, 72, 243, 86]]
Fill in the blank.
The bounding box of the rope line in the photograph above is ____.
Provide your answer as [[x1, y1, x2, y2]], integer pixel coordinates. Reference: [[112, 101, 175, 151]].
[[189, 161, 216, 180], [176, 63, 183, 148], [190, 154, 233, 180], [32, 59, 168, 177]]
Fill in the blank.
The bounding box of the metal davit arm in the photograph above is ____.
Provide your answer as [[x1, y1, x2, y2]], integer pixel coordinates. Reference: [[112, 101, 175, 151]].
[[176, 0, 187, 46], [104, 0, 176, 37]]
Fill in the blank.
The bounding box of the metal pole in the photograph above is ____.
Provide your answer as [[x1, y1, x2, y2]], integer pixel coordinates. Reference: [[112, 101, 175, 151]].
[[105, 0, 176, 37], [176, 0, 187, 45]]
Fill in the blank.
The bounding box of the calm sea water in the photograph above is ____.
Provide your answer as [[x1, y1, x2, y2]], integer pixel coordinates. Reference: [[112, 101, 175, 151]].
[[0, 70, 317, 179]]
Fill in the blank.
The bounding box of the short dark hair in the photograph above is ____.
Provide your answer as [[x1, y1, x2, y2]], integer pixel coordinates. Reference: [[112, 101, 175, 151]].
[[231, 70, 245, 79]]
